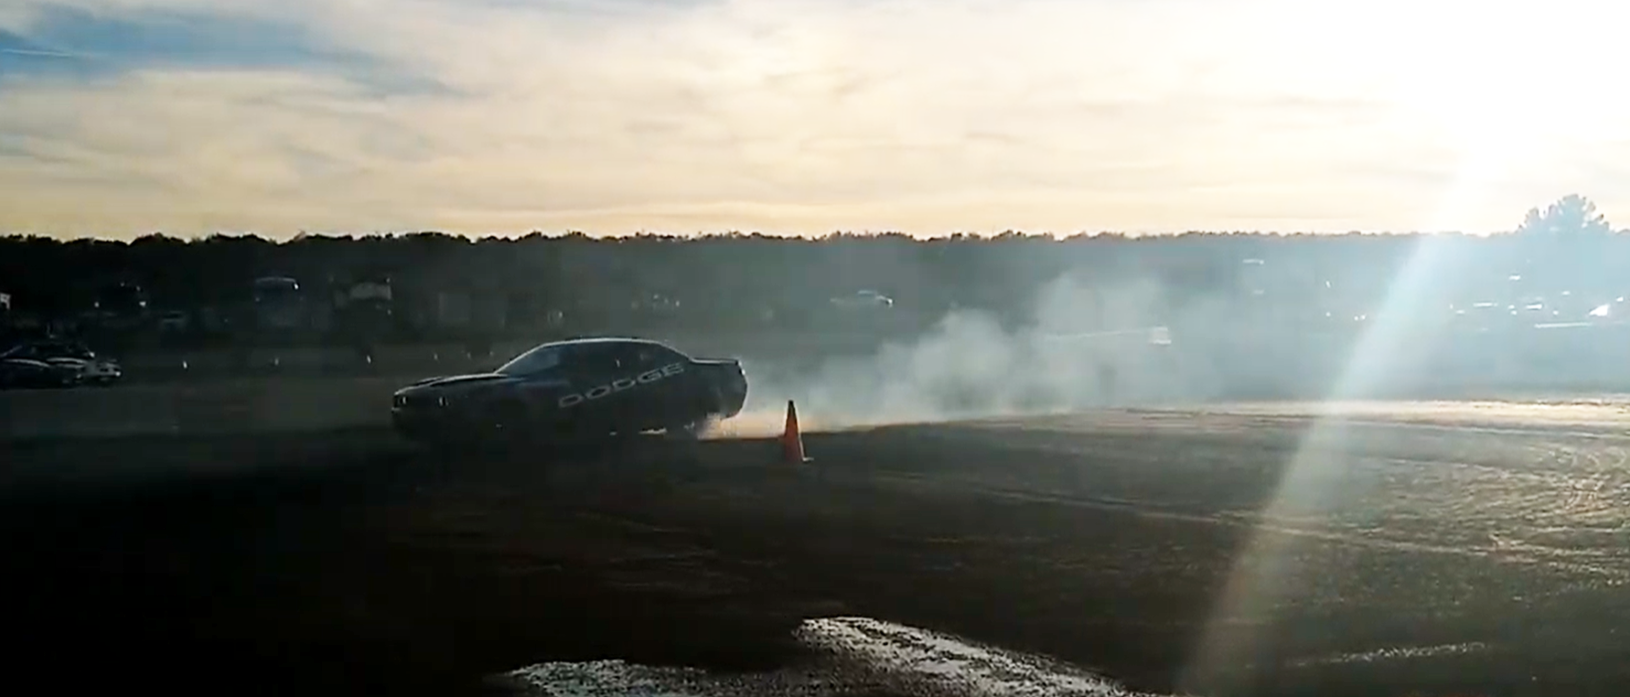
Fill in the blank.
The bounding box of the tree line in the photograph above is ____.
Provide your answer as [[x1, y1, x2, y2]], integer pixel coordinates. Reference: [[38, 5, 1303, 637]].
[[0, 195, 1624, 344]]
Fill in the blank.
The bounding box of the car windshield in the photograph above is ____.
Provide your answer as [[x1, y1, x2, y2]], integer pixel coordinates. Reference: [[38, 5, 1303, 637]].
[[495, 345, 563, 376]]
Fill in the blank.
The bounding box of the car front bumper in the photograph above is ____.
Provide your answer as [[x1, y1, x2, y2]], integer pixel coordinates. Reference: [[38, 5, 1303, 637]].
[[392, 407, 456, 443]]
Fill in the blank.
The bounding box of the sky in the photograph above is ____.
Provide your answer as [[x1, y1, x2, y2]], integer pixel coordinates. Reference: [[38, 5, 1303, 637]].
[[2, 0, 1629, 239]]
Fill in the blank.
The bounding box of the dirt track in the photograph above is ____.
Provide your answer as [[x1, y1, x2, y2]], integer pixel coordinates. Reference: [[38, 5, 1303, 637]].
[[6, 405, 1630, 696]]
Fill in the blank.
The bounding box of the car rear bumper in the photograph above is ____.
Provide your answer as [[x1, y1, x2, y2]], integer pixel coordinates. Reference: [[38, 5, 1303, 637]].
[[719, 378, 748, 418]]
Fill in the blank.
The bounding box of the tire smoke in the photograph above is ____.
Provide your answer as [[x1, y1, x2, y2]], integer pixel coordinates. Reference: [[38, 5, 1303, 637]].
[[717, 274, 1229, 436]]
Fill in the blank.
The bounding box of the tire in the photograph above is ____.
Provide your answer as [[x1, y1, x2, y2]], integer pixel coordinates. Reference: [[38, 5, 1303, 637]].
[[487, 398, 523, 427], [418, 433, 464, 460], [667, 384, 726, 440], [664, 422, 702, 441], [478, 399, 532, 453]]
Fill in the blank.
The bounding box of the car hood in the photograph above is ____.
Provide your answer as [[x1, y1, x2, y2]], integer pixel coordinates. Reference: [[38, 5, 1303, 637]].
[[400, 372, 520, 392]]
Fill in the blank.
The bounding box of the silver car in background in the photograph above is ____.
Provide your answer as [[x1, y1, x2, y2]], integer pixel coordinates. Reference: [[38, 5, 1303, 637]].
[[0, 340, 124, 386]]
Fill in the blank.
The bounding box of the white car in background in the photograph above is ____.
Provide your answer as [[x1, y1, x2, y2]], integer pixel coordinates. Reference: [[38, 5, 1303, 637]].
[[830, 289, 894, 310], [0, 340, 123, 385]]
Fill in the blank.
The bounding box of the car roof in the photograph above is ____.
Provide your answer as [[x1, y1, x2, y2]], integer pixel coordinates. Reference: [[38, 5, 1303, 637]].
[[536, 336, 675, 351]]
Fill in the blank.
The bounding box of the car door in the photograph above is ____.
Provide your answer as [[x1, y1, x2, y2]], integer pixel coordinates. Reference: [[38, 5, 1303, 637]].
[[555, 342, 637, 427], [506, 346, 573, 414], [610, 342, 694, 425]]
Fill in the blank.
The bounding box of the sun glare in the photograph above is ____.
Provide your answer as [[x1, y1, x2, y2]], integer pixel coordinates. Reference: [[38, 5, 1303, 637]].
[[1245, 0, 1630, 150], [1377, 4, 1630, 150], [1184, 3, 1630, 690]]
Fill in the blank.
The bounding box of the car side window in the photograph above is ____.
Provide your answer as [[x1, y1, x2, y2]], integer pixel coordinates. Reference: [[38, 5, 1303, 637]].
[[564, 344, 624, 374], [650, 345, 686, 370], [620, 344, 654, 370], [622, 343, 685, 371], [496, 345, 562, 376]]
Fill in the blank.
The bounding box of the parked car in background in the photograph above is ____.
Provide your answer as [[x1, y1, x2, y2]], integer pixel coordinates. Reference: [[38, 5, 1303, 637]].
[[0, 354, 79, 389], [0, 340, 123, 386]]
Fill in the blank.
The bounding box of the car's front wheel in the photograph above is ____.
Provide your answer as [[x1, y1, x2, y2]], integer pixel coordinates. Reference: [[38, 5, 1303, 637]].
[[477, 399, 533, 448]]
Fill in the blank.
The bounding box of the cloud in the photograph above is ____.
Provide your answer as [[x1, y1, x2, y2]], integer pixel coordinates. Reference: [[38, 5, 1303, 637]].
[[4, 0, 1630, 238]]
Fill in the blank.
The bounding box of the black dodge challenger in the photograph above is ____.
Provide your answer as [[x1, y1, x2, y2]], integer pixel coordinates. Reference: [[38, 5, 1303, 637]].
[[392, 337, 748, 447]]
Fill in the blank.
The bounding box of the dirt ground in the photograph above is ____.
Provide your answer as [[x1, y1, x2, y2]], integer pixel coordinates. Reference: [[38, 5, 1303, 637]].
[[5, 406, 1630, 696]]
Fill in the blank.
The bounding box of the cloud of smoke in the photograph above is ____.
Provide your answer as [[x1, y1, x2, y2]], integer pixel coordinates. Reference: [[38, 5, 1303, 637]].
[[711, 273, 1233, 438], [698, 238, 1630, 443]]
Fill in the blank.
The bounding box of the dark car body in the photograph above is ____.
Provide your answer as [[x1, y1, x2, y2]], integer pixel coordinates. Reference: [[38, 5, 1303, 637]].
[[0, 357, 80, 389], [0, 341, 122, 385], [391, 337, 748, 447]]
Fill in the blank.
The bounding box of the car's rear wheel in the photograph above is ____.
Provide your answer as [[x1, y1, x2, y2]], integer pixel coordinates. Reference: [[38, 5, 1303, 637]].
[[663, 422, 702, 441], [664, 385, 726, 441], [664, 412, 718, 441]]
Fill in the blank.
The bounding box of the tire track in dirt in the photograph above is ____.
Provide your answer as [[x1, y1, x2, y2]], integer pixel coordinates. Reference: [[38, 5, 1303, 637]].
[[860, 469, 1630, 582], [860, 405, 1630, 580]]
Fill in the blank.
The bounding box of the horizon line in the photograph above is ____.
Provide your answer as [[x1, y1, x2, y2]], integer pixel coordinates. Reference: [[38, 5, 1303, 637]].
[[1, 228, 1566, 243]]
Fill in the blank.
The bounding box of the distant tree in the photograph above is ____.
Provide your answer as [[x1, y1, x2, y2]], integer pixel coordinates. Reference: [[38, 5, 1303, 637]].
[[1513, 194, 1615, 291], [1516, 194, 1612, 238]]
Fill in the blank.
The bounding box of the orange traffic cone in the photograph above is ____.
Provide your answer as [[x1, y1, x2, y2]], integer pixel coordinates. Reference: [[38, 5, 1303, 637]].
[[780, 399, 812, 464]]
